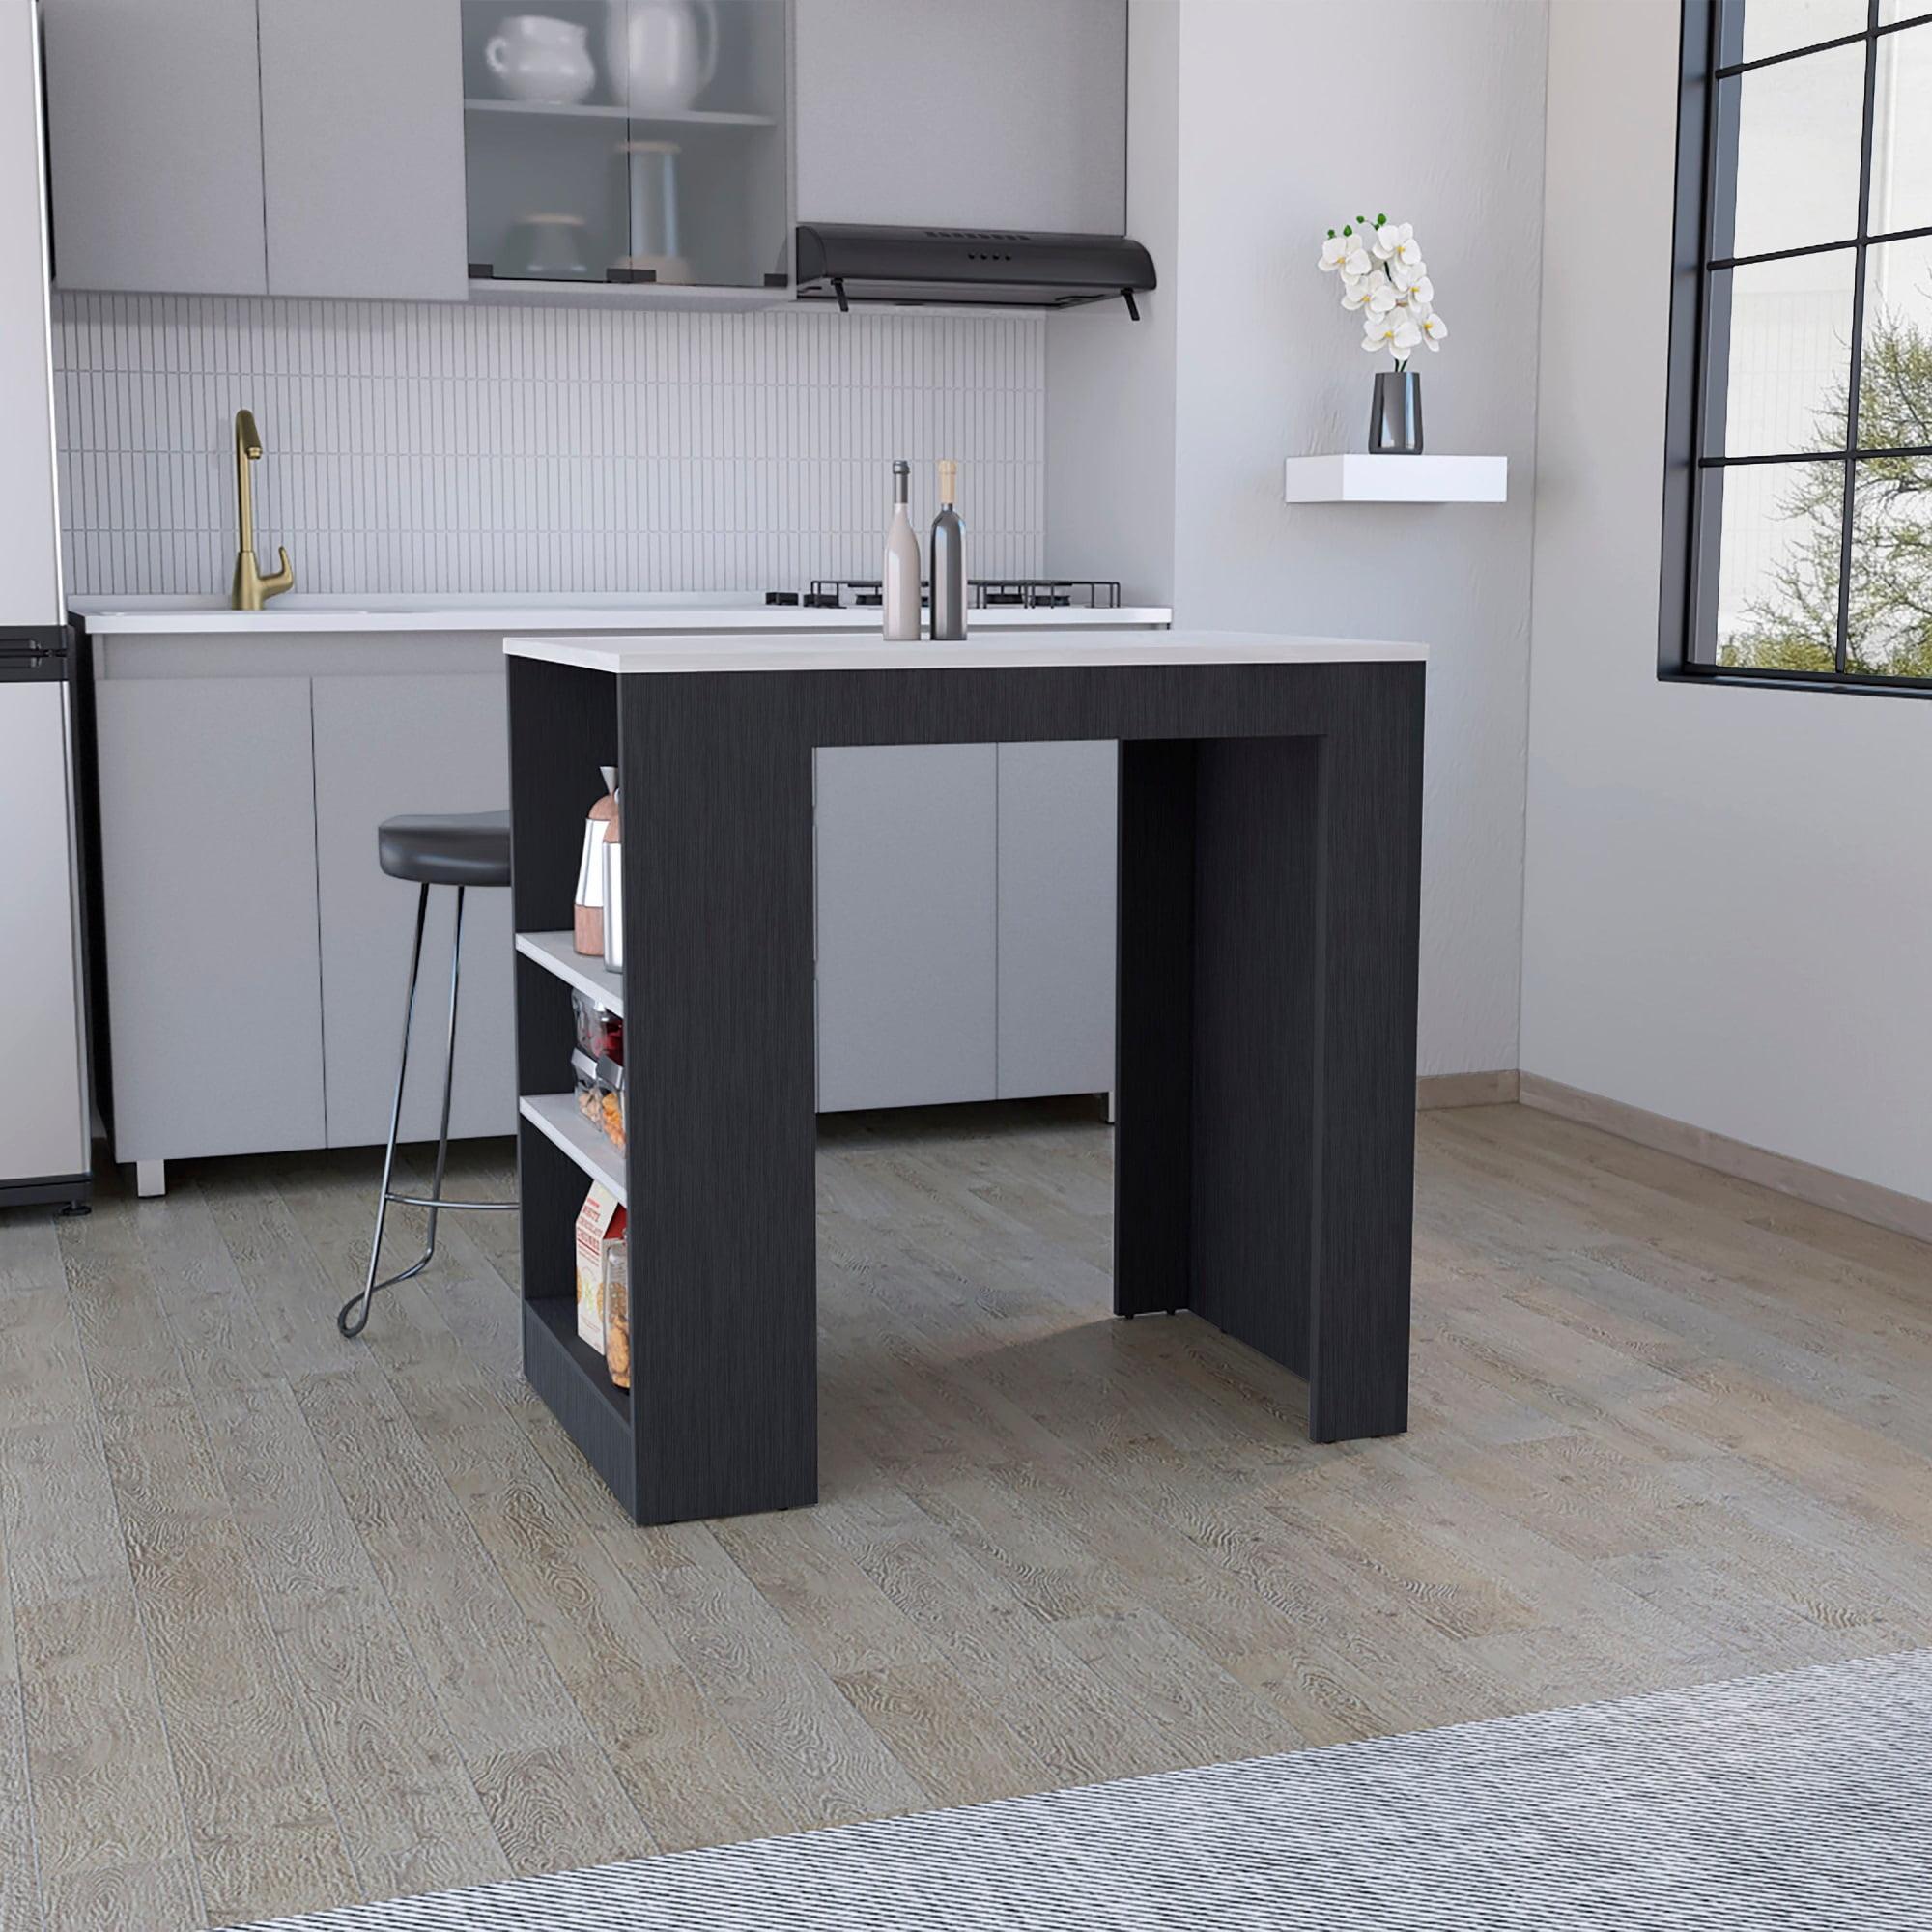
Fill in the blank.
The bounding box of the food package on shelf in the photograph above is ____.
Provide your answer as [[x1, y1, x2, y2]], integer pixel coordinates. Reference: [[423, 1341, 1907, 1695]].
[[572, 1049, 600, 1128], [574, 1182, 625, 1356], [604, 1240, 630, 1391], [572, 986, 622, 1062], [596, 1053, 626, 1152]]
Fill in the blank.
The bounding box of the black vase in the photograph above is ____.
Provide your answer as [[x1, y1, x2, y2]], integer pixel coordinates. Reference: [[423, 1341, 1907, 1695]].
[[1369, 370, 1424, 454]]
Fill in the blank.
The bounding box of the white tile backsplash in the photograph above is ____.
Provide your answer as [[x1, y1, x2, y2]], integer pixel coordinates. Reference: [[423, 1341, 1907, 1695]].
[[52, 293, 1046, 599]]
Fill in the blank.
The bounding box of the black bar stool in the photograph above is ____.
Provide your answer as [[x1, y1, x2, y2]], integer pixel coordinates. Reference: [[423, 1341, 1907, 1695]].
[[338, 810, 519, 1339]]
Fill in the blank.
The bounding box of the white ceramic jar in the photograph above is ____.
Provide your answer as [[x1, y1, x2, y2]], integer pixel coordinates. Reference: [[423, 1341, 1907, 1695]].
[[484, 14, 597, 105]]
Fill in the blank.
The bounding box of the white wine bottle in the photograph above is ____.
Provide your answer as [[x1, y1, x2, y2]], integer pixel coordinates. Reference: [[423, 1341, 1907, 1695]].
[[929, 458, 967, 641], [883, 459, 922, 641]]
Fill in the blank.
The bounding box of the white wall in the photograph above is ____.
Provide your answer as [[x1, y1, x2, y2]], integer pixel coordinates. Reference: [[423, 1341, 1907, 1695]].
[[1523, 0, 1932, 1200], [1050, 0, 1548, 1079], [1046, 0, 1177, 607]]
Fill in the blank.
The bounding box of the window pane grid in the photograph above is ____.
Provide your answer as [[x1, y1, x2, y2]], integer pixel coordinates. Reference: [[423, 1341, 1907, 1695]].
[[1835, 0, 1882, 672], [1711, 213, 1932, 270], [1699, 442, 1932, 464], [1715, 6, 1932, 76]]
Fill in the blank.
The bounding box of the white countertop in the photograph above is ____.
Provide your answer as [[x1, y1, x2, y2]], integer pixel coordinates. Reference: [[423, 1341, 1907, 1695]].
[[505, 628, 1427, 676], [71, 593, 1174, 636]]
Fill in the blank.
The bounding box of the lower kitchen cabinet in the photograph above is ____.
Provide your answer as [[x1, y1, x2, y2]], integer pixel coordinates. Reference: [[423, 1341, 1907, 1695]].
[[311, 672, 515, 1147], [814, 739, 1118, 1113], [814, 744, 1000, 1112], [997, 741, 1117, 1100], [95, 676, 326, 1161], [92, 650, 1116, 1175]]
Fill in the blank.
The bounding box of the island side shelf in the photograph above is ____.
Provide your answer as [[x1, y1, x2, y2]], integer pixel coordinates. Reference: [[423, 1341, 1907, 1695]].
[[507, 659, 640, 1518], [508, 652, 820, 1528]]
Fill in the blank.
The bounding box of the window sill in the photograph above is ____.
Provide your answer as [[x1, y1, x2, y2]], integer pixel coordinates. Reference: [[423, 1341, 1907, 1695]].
[[1657, 666, 1932, 700]]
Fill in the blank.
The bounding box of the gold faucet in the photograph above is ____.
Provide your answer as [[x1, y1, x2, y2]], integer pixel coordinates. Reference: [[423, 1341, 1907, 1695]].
[[231, 408, 295, 610]]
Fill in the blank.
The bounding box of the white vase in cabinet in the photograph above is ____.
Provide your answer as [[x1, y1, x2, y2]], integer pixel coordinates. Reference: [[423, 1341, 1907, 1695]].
[[607, 0, 718, 114]]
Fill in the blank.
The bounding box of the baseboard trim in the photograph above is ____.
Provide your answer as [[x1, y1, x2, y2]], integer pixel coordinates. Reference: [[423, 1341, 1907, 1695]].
[[1519, 1072, 1932, 1247], [1416, 1069, 1520, 1111]]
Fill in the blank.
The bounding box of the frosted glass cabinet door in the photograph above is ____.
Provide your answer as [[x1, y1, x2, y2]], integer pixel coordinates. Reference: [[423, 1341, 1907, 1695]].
[[996, 741, 1117, 1100], [259, 0, 469, 300], [814, 744, 999, 1113], [44, 0, 269, 294], [461, 0, 792, 291]]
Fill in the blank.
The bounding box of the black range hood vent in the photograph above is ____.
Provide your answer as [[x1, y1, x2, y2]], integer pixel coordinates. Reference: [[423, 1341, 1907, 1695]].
[[795, 224, 1154, 317]]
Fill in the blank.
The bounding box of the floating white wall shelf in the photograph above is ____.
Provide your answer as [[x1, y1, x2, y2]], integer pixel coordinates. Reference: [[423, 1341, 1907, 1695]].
[[1283, 455, 1508, 504]]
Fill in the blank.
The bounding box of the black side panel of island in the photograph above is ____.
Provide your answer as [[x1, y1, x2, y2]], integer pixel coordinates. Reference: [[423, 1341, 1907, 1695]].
[[618, 673, 819, 1525]]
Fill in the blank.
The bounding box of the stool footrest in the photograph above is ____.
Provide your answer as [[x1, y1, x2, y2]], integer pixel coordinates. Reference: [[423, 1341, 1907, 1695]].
[[384, 1192, 519, 1212]]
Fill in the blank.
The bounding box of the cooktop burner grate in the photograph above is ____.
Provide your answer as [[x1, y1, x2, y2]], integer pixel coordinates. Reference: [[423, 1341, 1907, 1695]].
[[772, 578, 1124, 612]]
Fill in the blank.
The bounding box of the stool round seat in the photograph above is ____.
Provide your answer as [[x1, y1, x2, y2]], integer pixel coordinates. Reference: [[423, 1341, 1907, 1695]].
[[377, 810, 512, 889]]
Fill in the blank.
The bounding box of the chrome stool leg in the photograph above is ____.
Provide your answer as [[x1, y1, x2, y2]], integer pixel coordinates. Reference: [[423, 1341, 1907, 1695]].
[[338, 883, 513, 1340]]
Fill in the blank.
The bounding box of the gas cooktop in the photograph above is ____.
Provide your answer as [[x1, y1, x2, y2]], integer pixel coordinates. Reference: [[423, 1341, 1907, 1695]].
[[767, 578, 1123, 612]]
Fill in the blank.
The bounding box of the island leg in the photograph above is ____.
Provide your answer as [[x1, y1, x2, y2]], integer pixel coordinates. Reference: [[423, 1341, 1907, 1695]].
[[1115, 668, 1423, 1443], [1299, 674, 1424, 1440], [618, 679, 819, 1523], [1114, 738, 1196, 1320]]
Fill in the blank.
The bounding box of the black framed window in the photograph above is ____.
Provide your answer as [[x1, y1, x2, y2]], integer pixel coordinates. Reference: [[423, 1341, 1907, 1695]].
[[1662, 0, 1932, 693]]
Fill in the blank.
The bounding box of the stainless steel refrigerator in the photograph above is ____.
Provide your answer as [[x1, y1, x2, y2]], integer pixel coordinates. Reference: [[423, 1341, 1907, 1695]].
[[0, 0, 91, 1213]]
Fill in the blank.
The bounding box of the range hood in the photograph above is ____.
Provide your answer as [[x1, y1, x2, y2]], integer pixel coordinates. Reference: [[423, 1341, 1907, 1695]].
[[795, 224, 1155, 317]]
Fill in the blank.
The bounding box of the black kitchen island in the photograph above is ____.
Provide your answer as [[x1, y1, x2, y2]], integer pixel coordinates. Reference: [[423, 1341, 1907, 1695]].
[[504, 628, 1426, 1526]]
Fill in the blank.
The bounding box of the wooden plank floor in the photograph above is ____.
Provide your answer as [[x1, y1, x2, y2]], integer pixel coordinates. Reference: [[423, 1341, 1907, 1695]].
[[2, 1098, 1930, 1928]]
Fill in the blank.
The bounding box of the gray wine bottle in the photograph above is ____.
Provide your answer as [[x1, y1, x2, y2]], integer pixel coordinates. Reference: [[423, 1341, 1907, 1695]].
[[929, 458, 967, 640]]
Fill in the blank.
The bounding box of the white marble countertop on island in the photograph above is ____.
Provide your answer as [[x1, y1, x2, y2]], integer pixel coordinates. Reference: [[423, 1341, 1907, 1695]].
[[71, 593, 1175, 636], [505, 628, 1428, 676]]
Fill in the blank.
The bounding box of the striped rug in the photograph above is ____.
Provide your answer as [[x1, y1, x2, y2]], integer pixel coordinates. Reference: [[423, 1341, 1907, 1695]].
[[220, 1647, 1932, 1929]]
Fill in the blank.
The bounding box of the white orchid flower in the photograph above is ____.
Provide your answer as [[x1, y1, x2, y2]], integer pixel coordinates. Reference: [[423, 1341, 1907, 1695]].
[[1362, 307, 1423, 355], [1420, 310, 1448, 350], [1339, 273, 1377, 311], [1320, 234, 1370, 276], [1361, 311, 1402, 354], [1390, 263, 1433, 305], [1371, 220, 1412, 262]]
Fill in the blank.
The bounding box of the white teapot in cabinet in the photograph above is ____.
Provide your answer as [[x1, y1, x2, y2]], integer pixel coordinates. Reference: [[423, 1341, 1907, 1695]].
[[606, 0, 719, 114]]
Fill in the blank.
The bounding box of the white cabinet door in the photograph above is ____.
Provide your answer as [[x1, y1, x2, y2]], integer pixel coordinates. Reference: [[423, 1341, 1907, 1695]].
[[44, 0, 269, 295], [311, 672, 515, 1147], [996, 740, 1117, 1100], [96, 676, 324, 1160], [794, 0, 1126, 232], [259, 0, 469, 300], [815, 744, 998, 1113]]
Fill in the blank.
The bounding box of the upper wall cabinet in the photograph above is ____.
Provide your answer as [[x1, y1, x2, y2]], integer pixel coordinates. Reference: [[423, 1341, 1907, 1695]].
[[793, 0, 1125, 233], [44, 0, 270, 295], [258, 0, 469, 301], [461, 0, 792, 292], [43, 0, 470, 300]]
